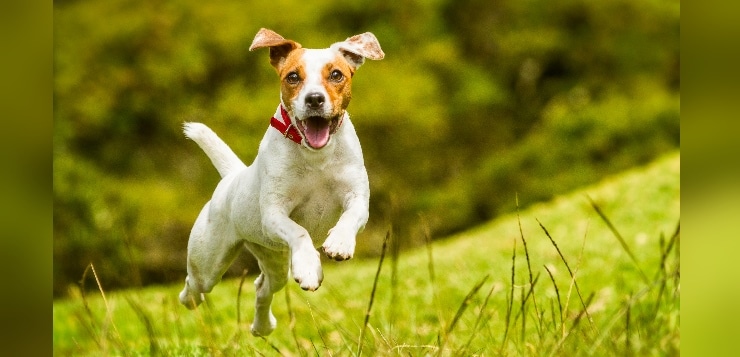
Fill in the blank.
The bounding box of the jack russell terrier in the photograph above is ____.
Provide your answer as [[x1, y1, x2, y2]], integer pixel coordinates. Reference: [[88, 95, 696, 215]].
[[179, 28, 384, 336]]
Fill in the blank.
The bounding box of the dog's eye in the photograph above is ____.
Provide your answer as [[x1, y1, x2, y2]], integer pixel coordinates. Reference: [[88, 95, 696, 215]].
[[329, 70, 344, 82], [286, 72, 301, 84]]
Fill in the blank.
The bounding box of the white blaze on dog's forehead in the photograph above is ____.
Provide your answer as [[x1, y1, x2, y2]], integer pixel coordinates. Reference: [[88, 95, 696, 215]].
[[300, 49, 337, 93], [302, 49, 337, 68]]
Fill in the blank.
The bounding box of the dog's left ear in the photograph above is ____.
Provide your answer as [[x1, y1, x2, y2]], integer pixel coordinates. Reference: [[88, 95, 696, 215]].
[[330, 32, 385, 70]]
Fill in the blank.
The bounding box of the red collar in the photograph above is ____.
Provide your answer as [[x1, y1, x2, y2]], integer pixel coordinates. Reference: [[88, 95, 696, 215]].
[[270, 105, 345, 145], [270, 105, 302, 144]]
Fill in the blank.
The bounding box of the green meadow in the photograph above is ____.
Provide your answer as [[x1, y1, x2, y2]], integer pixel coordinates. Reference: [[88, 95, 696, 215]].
[[53, 151, 679, 356]]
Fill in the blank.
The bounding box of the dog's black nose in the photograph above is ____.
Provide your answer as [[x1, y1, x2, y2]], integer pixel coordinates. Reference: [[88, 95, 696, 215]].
[[305, 93, 325, 109]]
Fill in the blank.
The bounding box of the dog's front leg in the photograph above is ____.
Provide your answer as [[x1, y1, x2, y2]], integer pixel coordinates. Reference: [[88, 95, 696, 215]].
[[323, 192, 369, 261], [262, 205, 323, 291]]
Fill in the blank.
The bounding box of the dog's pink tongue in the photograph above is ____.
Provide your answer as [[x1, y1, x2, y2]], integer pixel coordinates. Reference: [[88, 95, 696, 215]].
[[304, 118, 330, 148]]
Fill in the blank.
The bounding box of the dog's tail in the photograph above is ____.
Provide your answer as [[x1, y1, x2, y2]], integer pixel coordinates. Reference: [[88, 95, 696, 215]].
[[183, 122, 247, 178]]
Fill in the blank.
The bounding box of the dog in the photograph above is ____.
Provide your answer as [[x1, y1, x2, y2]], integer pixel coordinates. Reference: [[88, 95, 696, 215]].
[[178, 28, 384, 336]]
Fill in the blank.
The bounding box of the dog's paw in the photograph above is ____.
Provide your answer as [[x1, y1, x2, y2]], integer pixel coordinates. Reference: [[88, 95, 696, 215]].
[[322, 227, 356, 261], [179, 287, 204, 310], [291, 247, 323, 291], [250, 312, 277, 336]]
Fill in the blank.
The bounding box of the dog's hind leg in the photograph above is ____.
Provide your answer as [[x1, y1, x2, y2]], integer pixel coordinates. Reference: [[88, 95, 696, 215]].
[[244, 242, 289, 336], [179, 203, 243, 309]]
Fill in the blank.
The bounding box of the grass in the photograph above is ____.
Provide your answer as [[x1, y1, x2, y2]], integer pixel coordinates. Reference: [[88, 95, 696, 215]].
[[53, 151, 680, 356]]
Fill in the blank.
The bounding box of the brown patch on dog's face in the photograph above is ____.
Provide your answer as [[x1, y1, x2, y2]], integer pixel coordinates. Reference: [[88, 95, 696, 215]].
[[319, 54, 354, 117], [274, 48, 308, 113]]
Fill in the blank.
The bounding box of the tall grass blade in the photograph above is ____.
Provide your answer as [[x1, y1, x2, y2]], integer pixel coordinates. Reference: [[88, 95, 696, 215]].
[[87, 263, 124, 353], [652, 233, 669, 321], [78, 264, 103, 349], [544, 265, 564, 335], [500, 235, 517, 353], [537, 218, 594, 329], [672, 221, 680, 288], [657, 222, 680, 280], [258, 336, 284, 356], [390, 222, 401, 333], [549, 290, 596, 357], [652, 222, 680, 320], [513, 273, 541, 324], [568, 291, 595, 334], [437, 274, 489, 357], [587, 196, 649, 283], [306, 300, 330, 355], [458, 282, 497, 354], [519, 287, 526, 347], [549, 299, 558, 335], [447, 275, 490, 337], [517, 194, 541, 322], [358, 230, 390, 356]]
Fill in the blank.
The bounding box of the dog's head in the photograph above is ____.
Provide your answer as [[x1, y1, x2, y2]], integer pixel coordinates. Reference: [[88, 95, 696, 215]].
[[250, 28, 384, 149]]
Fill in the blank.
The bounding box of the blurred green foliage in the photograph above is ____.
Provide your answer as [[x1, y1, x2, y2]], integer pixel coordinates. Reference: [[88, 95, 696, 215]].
[[53, 0, 679, 296]]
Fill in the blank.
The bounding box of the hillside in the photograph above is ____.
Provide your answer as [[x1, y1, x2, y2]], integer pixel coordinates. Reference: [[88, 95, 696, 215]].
[[53, 151, 680, 355]]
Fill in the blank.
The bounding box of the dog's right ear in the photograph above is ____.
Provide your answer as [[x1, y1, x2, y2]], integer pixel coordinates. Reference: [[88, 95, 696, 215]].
[[249, 28, 302, 70], [330, 32, 385, 71]]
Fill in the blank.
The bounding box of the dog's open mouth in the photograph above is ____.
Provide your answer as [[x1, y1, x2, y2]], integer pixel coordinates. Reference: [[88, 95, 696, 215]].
[[297, 116, 341, 149]]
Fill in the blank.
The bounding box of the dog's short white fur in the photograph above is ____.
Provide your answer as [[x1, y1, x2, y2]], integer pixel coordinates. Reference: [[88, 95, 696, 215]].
[[178, 28, 384, 336]]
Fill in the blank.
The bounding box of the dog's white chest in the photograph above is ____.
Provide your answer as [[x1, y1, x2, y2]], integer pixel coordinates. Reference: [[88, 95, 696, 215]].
[[287, 169, 344, 242]]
